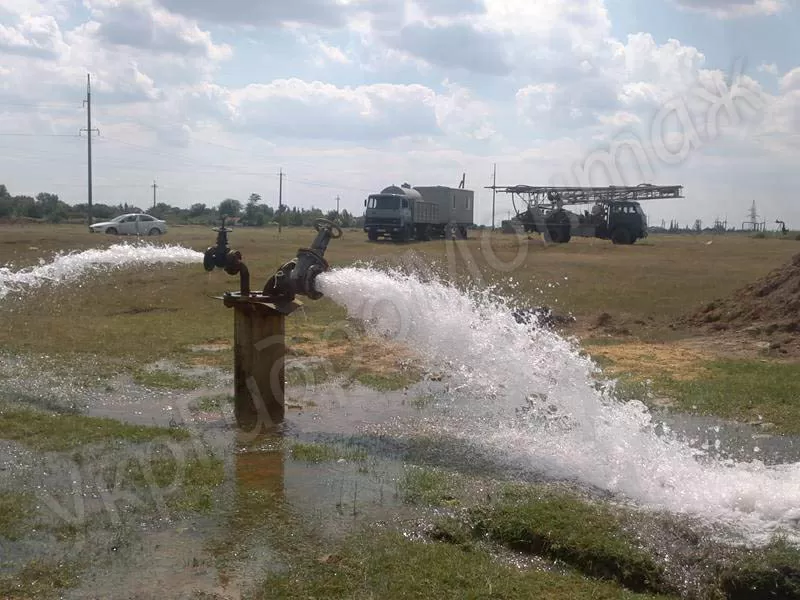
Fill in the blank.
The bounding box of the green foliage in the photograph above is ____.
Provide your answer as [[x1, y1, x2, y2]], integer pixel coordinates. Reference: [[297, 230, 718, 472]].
[[0, 183, 365, 227]]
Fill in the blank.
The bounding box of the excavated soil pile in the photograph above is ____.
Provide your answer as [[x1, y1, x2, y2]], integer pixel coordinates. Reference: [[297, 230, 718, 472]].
[[680, 252, 800, 352]]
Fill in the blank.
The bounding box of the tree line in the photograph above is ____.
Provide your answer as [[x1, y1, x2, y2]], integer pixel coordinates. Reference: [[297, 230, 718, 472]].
[[0, 185, 364, 228]]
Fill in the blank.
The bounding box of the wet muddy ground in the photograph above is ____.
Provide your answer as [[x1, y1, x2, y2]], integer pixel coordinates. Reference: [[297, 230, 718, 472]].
[[1, 351, 799, 599]]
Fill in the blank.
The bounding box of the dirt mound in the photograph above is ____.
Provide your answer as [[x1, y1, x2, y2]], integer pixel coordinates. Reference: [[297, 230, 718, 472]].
[[680, 253, 800, 350]]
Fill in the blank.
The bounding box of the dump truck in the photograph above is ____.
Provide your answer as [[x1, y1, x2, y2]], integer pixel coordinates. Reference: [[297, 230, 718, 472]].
[[363, 183, 475, 242]]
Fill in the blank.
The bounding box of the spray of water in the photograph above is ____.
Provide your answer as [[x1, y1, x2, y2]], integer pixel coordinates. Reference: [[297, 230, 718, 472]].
[[317, 266, 800, 545], [0, 243, 203, 300]]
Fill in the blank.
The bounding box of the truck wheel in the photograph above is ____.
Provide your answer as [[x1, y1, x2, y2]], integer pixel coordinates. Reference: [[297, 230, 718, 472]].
[[546, 211, 571, 243], [368, 230, 378, 242], [611, 228, 632, 245], [459, 226, 468, 239]]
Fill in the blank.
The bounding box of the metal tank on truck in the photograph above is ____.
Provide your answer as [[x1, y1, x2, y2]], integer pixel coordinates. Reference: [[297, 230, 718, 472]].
[[363, 181, 475, 242]]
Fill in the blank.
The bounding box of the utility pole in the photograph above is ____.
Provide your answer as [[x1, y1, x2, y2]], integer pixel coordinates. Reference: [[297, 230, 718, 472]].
[[336, 195, 340, 214], [278, 168, 283, 234], [151, 180, 158, 209], [491, 163, 497, 231], [80, 73, 99, 230]]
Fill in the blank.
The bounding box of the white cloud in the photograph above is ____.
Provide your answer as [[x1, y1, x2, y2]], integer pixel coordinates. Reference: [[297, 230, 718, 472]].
[[435, 80, 496, 140], [780, 67, 800, 93], [0, 0, 799, 228], [0, 14, 68, 59], [226, 79, 441, 142], [758, 63, 779, 76], [671, 0, 788, 18], [0, 0, 69, 19], [385, 22, 512, 75], [86, 0, 231, 61]]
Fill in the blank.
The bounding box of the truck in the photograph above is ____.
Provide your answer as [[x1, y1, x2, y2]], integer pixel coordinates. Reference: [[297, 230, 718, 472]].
[[493, 184, 683, 245], [363, 183, 475, 242]]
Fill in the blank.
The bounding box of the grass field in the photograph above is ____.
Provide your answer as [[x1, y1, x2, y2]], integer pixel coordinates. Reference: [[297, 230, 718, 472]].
[[1, 223, 799, 598], [1, 223, 798, 423]]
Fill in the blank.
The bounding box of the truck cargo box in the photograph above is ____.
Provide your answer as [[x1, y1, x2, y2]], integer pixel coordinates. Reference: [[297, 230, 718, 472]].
[[412, 200, 439, 224], [413, 186, 474, 226]]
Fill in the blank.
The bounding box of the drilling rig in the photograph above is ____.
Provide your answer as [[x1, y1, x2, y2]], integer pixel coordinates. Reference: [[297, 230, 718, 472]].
[[489, 183, 684, 245]]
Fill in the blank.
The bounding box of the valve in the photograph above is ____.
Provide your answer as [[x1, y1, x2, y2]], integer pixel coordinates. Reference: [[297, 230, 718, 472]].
[[263, 218, 343, 302], [203, 217, 239, 273], [203, 216, 250, 294]]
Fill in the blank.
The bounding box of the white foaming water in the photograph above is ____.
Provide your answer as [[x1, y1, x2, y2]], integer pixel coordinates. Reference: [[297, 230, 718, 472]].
[[317, 266, 800, 545], [0, 243, 203, 299]]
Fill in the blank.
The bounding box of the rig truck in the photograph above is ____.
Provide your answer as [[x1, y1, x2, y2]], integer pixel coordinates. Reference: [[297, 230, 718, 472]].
[[363, 183, 474, 242], [492, 184, 683, 245]]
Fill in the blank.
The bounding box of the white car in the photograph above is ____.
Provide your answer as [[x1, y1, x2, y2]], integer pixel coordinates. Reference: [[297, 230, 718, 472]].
[[90, 213, 168, 236]]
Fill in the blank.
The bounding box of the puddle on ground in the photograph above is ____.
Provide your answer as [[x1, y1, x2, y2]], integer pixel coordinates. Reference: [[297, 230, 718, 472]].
[[3, 353, 800, 597], [653, 410, 800, 465]]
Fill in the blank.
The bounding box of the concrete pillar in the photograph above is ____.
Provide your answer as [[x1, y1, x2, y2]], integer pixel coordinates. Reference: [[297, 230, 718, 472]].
[[232, 302, 286, 430]]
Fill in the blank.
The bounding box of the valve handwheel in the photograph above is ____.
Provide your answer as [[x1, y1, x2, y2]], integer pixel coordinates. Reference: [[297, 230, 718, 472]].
[[314, 218, 343, 239]]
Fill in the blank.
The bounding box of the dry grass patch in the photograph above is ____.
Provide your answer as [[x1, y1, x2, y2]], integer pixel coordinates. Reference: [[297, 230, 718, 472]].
[[589, 341, 712, 382]]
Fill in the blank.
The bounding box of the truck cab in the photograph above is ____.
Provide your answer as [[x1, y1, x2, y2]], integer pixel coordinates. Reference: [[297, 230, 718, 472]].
[[603, 201, 648, 244], [363, 184, 419, 242]]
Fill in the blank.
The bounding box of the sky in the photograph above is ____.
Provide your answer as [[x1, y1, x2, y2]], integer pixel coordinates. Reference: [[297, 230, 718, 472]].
[[1, 0, 799, 228]]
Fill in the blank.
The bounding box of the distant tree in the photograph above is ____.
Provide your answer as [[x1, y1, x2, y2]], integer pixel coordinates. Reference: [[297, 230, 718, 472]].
[[12, 195, 37, 218], [148, 203, 173, 219], [340, 209, 354, 227], [219, 198, 241, 218], [189, 203, 207, 218], [244, 193, 265, 226]]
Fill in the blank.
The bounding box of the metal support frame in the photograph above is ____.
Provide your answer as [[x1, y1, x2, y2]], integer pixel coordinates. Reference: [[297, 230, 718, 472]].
[[487, 184, 684, 216]]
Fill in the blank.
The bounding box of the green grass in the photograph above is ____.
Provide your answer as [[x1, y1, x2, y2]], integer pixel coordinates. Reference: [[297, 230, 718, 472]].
[[121, 454, 225, 514], [355, 371, 418, 391], [649, 359, 800, 434], [399, 466, 463, 506], [257, 530, 674, 600], [398, 469, 665, 594], [132, 369, 200, 390], [472, 486, 665, 594], [192, 393, 233, 412], [0, 560, 81, 599], [719, 538, 800, 599], [290, 442, 367, 463], [0, 491, 35, 540], [0, 407, 190, 451]]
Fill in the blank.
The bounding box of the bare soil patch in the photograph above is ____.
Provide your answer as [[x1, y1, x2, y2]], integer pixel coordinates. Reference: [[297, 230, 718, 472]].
[[677, 252, 800, 356]]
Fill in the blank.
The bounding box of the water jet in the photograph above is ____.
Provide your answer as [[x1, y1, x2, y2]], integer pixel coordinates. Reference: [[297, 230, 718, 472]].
[[204, 217, 343, 430]]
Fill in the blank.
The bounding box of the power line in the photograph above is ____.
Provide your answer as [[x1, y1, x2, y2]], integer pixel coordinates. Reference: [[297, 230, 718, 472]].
[[0, 132, 80, 138], [0, 101, 82, 109]]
